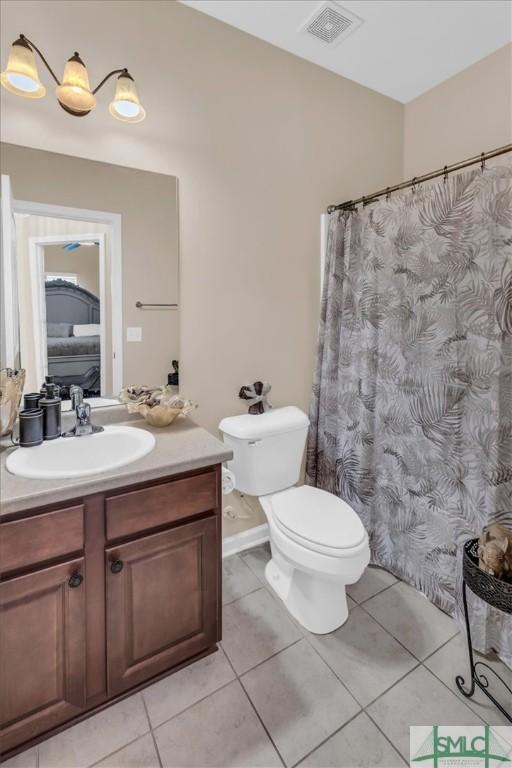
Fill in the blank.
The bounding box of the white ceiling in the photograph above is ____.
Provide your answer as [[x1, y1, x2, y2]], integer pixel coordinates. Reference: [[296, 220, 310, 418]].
[[181, 0, 512, 103]]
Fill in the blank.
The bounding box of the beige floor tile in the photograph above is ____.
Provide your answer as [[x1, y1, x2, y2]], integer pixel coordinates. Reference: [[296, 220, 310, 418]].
[[347, 566, 397, 604], [0, 747, 38, 768], [38, 694, 149, 768], [363, 581, 458, 659], [222, 587, 301, 674], [367, 665, 484, 761], [241, 544, 272, 584], [308, 605, 417, 706], [153, 680, 282, 767], [143, 647, 235, 727], [424, 634, 512, 725], [299, 712, 407, 767], [242, 639, 360, 767], [93, 733, 159, 767], [223, 554, 262, 604]]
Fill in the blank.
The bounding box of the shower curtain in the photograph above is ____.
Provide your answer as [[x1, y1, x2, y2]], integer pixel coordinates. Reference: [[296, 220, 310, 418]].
[[306, 163, 512, 666]]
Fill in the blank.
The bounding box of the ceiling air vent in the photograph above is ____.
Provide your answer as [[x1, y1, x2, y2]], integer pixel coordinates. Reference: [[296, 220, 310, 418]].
[[302, 2, 363, 46]]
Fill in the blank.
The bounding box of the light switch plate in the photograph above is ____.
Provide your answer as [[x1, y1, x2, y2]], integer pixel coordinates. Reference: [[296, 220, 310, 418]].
[[127, 327, 142, 342]]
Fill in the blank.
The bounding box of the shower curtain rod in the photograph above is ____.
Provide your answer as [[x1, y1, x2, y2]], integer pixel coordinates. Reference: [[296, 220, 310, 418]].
[[327, 143, 512, 214]]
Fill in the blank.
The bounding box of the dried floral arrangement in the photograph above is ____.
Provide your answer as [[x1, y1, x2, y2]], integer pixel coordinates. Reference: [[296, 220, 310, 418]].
[[478, 525, 512, 582], [119, 385, 195, 427], [0, 368, 26, 437]]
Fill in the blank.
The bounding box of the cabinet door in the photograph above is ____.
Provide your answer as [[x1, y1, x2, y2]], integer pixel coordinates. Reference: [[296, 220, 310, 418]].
[[0, 558, 86, 752], [106, 516, 218, 695]]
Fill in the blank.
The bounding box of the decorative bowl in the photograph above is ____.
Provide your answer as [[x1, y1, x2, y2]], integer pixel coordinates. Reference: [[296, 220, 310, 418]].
[[119, 385, 195, 428]]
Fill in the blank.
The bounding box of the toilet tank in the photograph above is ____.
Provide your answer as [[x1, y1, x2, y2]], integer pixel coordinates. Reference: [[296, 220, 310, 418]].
[[219, 406, 310, 496]]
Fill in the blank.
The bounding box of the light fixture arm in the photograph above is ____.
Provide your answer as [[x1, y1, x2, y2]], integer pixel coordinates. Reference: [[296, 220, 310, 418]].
[[19, 34, 60, 86], [92, 68, 129, 95]]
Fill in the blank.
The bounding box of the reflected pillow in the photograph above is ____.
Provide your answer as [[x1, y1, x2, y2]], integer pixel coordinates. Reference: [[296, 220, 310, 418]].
[[47, 322, 72, 338], [73, 324, 101, 337]]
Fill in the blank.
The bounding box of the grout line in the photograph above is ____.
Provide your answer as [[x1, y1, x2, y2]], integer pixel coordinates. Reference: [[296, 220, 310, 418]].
[[352, 579, 399, 606], [303, 624, 421, 711], [363, 708, 410, 765], [420, 631, 459, 664], [228, 636, 304, 678], [141, 697, 163, 768], [238, 677, 287, 767], [220, 637, 287, 767], [223, 584, 262, 606], [418, 660, 490, 725], [291, 709, 364, 768], [356, 592, 460, 666], [148, 677, 237, 733], [87, 731, 153, 768]]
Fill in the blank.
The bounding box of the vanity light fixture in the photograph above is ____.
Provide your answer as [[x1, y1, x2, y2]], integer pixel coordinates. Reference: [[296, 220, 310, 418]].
[[1, 35, 145, 122]]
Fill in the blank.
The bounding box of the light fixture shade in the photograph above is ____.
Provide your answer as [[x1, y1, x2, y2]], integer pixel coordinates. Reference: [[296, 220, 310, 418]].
[[1, 37, 46, 98], [55, 52, 96, 116], [109, 72, 145, 123]]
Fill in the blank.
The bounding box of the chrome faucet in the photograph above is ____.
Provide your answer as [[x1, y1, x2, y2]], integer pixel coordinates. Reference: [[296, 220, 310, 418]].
[[70, 384, 84, 411], [63, 386, 104, 437]]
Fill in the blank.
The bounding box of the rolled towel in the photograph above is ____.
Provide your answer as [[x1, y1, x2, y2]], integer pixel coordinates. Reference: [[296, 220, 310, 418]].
[[222, 467, 236, 496]]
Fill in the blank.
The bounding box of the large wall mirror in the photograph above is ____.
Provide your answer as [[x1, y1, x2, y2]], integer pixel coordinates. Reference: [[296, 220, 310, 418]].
[[0, 143, 179, 407]]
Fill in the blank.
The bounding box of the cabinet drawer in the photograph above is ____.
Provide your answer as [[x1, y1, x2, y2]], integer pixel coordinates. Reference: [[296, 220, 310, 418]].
[[0, 506, 84, 575], [105, 469, 218, 541]]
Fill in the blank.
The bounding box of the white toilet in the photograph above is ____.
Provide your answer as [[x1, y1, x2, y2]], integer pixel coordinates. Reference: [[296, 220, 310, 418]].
[[219, 406, 370, 634]]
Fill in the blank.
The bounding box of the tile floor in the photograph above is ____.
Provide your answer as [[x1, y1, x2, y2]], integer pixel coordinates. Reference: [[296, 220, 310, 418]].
[[4, 544, 511, 768]]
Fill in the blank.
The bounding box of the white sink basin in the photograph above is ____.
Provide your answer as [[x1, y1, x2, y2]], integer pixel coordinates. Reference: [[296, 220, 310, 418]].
[[6, 425, 156, 480]]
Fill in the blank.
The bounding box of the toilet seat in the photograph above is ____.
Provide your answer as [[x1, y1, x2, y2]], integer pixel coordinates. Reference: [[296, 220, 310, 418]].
[[271, 485, 367, 557]]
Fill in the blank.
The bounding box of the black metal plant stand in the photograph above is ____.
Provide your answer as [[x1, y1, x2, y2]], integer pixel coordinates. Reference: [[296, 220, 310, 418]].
[[456, 538, 512, 723]]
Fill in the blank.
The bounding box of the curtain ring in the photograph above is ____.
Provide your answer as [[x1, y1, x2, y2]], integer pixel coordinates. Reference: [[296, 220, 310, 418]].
[[385, 187, 391, 201], [480, 152, 486, 172], [443, 165, 448, 183], [362, 195, 366, 208], [411, 177, 417, 194]]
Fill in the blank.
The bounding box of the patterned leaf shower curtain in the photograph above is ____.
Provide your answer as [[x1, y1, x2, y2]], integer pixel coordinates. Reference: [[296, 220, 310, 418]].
[[306, 163, 512, 666]]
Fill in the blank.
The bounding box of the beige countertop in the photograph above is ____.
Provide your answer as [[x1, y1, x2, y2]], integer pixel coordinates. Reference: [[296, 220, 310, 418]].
[[0, 406, 232, 518]]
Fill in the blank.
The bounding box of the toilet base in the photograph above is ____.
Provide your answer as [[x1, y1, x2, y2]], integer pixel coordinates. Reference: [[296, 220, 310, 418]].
[[265, 554, 349, 635]]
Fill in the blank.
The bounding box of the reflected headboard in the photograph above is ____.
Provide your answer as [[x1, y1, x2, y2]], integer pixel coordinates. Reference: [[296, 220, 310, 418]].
[[45, 280, 100, 325]]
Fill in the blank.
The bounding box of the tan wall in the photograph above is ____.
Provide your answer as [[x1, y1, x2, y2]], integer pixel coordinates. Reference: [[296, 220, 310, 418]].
[[1, 143, 179, 391], [404, 44, 512, 178], [0, 1, 403, 434], [45, 244, 100, 297]]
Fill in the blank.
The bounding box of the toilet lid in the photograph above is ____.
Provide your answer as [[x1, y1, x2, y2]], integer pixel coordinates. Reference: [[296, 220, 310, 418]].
[[272, 486, 366, 551]]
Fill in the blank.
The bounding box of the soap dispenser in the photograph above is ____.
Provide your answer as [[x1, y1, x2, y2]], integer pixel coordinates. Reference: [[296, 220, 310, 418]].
[[40, 375, 61, 400], [39, 384, 62, 440]]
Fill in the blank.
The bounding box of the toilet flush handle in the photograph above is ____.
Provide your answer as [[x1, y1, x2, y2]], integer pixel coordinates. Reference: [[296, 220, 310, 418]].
[[248, 439, 263, 447]]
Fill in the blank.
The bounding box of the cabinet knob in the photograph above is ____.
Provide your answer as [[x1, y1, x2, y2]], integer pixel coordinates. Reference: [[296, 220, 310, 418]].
[[110, 559, 124, 574], [68, 572, 83, 588]]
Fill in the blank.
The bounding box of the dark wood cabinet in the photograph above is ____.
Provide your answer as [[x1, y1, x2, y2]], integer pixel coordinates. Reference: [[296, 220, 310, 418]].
[[106, 516, 218, 695], [0, 558, 86, 754], [0, 465, 222, 759]]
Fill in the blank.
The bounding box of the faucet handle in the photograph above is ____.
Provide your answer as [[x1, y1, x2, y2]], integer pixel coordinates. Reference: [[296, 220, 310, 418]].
[[76, 402, 91, 425], [70, 385, 84, 410]]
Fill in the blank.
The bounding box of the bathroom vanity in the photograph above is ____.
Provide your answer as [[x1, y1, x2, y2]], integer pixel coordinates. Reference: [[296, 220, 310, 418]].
[[0, 409, 231, 758]]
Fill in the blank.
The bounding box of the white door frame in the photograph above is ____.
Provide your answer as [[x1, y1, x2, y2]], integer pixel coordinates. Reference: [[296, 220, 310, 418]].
[[1, 175, 20, 368], [13, 199, 123, 394], [29, 233, 107, 394]]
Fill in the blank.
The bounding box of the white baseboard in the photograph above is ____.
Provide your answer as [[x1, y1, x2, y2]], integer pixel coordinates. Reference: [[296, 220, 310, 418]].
[[222, 523, 269, 558]]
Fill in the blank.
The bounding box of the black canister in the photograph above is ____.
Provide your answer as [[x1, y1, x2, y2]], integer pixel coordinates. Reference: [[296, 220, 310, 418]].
[[12, 408, 44, 447], [40, 393, 62, 440], [40, 375, 61, 399], [24, 392, 41, 410]]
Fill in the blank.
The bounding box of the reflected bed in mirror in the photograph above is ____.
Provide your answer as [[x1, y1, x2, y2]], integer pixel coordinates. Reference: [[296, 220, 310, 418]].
[[0, 142, 179, 408]]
